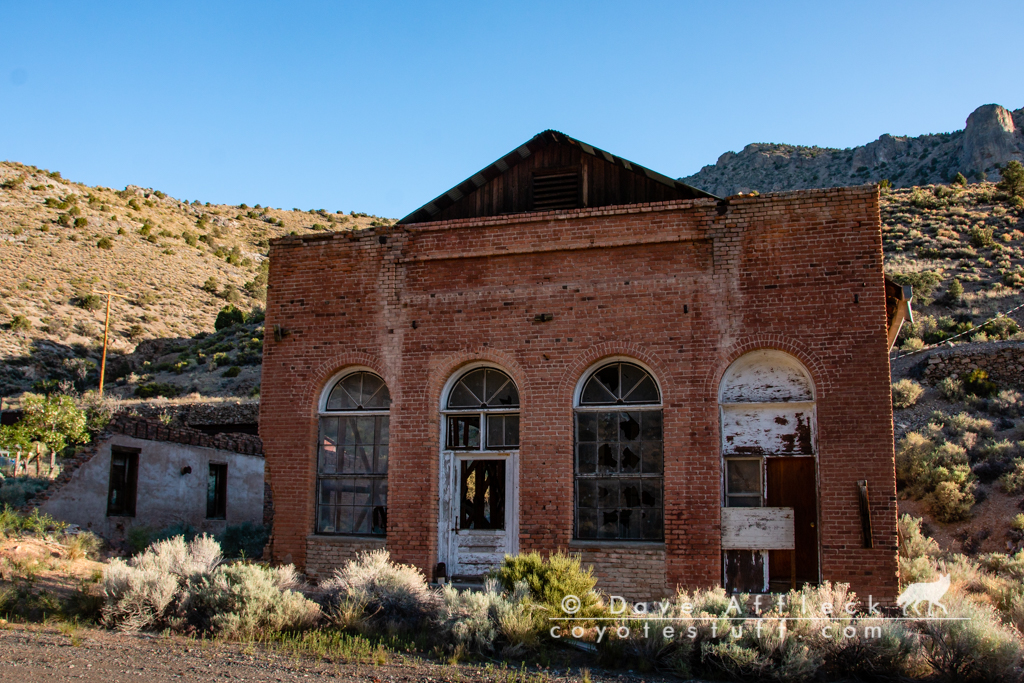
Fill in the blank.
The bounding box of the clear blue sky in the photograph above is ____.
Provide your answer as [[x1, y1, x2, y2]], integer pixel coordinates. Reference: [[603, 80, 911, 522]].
[[2, 1, 1021, 218]]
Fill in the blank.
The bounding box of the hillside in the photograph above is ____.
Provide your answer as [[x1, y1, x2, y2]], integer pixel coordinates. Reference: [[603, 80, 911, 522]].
[[682, 103, 1024, 197], [0, 161, 391, 398]]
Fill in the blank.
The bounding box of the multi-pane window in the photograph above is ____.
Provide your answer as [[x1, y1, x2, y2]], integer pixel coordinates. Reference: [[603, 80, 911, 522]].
[[444, 368, 520, 451], [574, 362, 663, 540], [317, 372, 390, 535]]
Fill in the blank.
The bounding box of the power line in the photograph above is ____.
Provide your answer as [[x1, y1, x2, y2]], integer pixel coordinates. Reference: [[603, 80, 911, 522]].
[[891, 301, 1024, 360]]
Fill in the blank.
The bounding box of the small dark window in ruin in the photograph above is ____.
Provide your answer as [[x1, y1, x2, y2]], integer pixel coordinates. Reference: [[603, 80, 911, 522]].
[[207, 463, 228, 519], [107, 446, 139, 517]]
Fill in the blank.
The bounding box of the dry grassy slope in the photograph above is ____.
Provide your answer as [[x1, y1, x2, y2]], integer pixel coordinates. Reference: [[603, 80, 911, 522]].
[[882, 182, 1024, 326], [0, 161, 391, 397]]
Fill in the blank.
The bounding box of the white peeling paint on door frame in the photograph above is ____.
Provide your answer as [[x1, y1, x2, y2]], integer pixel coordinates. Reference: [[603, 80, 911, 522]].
[[437, 362, 521, 578], [718, 349, 823, 590]]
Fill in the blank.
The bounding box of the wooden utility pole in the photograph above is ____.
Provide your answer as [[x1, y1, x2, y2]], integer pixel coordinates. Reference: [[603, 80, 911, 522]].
[[95, 290, 129, 396]]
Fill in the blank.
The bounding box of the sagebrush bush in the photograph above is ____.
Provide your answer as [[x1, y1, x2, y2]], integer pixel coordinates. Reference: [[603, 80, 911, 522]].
[[892, 378, 924, 408], [920, 591, 1023, 683], [939, 376, 965, 401], [895, 434, 975, 521], [492, 551, 602, 618], [1001, 459, 1024, 494], [991, 389, 1024, 417], [437, 579, 538, 656], [181, 563, 319, 637], [103, 535, 316, 636], [321, 549, 438, 633]]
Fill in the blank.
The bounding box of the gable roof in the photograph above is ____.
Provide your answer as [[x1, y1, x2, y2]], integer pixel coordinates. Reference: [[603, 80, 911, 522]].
[[398, 130, 717, 225]]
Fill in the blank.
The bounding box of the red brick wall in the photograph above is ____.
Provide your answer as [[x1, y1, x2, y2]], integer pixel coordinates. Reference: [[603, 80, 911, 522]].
[[259, 186, 899, 601]]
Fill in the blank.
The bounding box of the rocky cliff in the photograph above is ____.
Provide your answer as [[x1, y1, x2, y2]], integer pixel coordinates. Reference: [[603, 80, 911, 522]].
[[682, 104, 1024, 197]]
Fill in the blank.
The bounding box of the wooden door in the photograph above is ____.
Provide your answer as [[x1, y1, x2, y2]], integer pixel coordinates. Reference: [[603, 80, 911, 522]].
[[766, 457, 818, 588], [441, 453, 517, 579]]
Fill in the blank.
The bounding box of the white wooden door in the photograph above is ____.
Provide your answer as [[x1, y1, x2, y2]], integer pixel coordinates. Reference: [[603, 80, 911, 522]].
[[439, 451, 518, 579]]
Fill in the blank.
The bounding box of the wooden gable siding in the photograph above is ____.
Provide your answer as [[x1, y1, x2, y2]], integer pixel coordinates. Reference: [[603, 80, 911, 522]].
[[426, 141, 699, 223]]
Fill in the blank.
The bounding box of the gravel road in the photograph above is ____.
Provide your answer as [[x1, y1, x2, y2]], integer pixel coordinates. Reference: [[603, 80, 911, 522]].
[[0, 624, 646, 683]]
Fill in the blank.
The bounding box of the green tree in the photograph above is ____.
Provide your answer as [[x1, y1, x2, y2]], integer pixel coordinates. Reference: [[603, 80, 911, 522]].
[[0, 393, 88, 457], [952, 172, 967, 186], [20, 393, 89, 453], [997, 160, 1024, 197], [215, 305, 245, 331]]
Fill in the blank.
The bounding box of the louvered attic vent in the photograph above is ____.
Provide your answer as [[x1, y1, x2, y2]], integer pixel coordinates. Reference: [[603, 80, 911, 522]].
[[532, 171, 579, 211]]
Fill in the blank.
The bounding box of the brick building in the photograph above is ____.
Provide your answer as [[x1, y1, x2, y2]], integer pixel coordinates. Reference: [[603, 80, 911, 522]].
[[260, 131, 900, 601]]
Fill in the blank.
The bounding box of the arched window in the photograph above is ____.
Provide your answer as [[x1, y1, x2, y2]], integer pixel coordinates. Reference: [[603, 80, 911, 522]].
[[317, 371, 390, 535], [574, 361, 663, 541], [444, 367, 520, 451]]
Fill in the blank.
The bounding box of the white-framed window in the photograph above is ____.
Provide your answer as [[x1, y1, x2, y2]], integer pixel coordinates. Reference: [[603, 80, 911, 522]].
[[574, 360, 663, 541], [316, 370, 390, 535], [443, 367, 520, 451]]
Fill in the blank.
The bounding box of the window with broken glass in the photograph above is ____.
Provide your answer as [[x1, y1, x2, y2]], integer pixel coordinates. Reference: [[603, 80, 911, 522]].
[[444, 367, 520, 451], [574, 362, 663, 541], [317, 371, 390, 536]]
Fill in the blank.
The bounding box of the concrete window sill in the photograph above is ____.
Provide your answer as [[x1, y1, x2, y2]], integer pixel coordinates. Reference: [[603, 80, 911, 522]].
[[568, 540, 666, 550], [306, 534, 386, 545]]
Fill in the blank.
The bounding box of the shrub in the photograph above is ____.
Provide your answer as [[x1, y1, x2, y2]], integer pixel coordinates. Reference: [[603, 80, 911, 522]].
[[221, 366, 241, 378], [990, 389, 1024, 416], [103, 534, 319, 635], [889, 270, 942, 305], [214, 305, 244, 331], [898, 514, 940, 560], [1001, 460, 1024, 494], [77, 294, 104, 311], [492, 551, 602, 618], [953, 172, 968, 186], [183, 563, 319, 637], [939, 376, 965, 401], [134, 383, 180, 399], [997, 160, 1024, 198], [892, 379, 924, 409], [928, 479, 975, 523], [970, 226, 995, 248], [0, 478, 51, 507], [201, 276, 219, 294], [920, 591, 1023, 682], [944, 278, 963, 305], [437, 579, 538, 656], [127, 324, 146, 342], [321, 549, 438, 633], [964, 370, 998, 398], [65, 531, 103, 561], [221, 285, 242, 304], [220, 522, 269, 559], [9, 314, 31, 332], [74, 217, 88, 228], [96, 236, 113, 249]]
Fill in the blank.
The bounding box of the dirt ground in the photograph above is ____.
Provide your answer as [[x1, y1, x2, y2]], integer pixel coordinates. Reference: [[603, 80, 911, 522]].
[[0, 623, 664, 683]]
